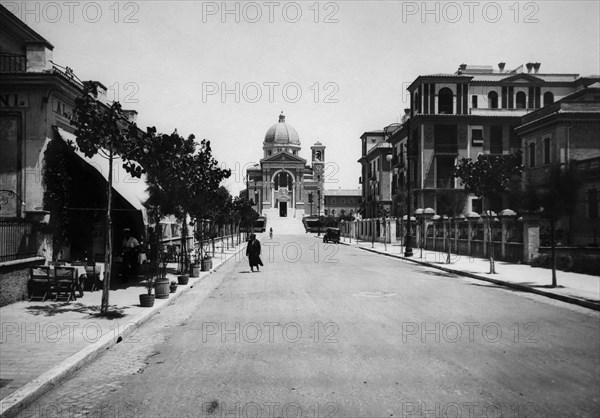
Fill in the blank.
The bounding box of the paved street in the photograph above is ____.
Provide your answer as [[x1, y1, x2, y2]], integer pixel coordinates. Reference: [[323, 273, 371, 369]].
[[19, 234, 600, 418]]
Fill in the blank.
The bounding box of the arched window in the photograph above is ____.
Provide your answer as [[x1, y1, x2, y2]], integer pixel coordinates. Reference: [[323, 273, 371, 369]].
[[438, 88, 453, 114], [516, 92, 527, 109], [543, 92, 554, 107], [275, 172, 292, 189], [487, 91, 498, 109]]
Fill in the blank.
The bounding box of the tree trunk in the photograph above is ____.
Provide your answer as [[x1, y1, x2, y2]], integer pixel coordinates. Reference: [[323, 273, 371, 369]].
[[446, 218, 452, 264], [551, 215, 557, 288], [101, 146, 114, 316]]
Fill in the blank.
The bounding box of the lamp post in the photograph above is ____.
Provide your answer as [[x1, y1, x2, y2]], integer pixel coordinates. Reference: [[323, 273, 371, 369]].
[[404, 117, 413, 257], [317, 189, 321, 236]]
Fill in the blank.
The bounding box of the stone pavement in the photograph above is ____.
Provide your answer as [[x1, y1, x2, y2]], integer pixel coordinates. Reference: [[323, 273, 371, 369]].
[[0, 239, 247, 418], [335, 235, 600, 311]]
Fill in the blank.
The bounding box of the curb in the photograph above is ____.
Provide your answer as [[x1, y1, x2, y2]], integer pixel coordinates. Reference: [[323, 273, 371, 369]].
[[338, 240, 600, 312], [0, 243, 245, 418]]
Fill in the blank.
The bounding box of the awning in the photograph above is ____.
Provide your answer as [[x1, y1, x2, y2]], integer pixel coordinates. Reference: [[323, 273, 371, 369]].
[[56, 127, 149, 224]]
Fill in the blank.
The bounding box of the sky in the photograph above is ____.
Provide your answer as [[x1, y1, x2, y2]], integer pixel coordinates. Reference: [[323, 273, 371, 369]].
[[5, 0, 600, 195]]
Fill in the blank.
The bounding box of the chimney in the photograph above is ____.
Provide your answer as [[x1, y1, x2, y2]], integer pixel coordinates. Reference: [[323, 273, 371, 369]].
[[458, 63, 467, 73], [123, 110, 138, 124], [498, 62, 506, 72], [85, 81, 108, 104], [533, 62, 541, 73], [526, 62, 534, 73], [25, 42, 53, 72]]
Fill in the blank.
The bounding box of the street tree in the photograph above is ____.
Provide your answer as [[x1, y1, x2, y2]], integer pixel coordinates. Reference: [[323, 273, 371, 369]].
[[453, 151, 523, 273], [71, 82, 146, 315], [131, 128, 230, 274], [522, 162, 582, 287]]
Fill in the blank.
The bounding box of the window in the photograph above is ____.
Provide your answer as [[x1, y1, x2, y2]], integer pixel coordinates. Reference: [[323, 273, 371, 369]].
[[529, 142, 536, 167], [543, 92, 554, 107], [516, 91, 527, 109], [471, 128, 484, 146], [341, 198, 346, 204], [472, 198, 482, 214], [487, 91, 498, 109], [472, 95, 478, 109], [543, 137, 551, 164], [438, 88, 453, 114], [490, 126, 503, 155], [434, 125, 458, 154], [436, 156, 456, 188], [588, 189, 599, 219]]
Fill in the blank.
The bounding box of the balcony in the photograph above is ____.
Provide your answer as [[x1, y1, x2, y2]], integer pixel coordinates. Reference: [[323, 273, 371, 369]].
[[0, 54, 26, 72]]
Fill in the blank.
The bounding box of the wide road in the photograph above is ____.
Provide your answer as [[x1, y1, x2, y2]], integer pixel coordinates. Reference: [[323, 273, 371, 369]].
[[21, 234, 600, 417]]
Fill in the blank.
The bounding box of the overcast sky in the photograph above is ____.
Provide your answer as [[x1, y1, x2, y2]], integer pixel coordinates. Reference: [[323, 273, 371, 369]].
[[6, 0, 600, 194]]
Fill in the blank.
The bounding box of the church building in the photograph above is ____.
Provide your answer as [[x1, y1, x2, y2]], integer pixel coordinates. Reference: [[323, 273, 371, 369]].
[[245, 113, 325, 219]]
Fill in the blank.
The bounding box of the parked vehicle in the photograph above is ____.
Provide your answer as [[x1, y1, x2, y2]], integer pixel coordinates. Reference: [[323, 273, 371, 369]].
[[323, 228, 340, 244]]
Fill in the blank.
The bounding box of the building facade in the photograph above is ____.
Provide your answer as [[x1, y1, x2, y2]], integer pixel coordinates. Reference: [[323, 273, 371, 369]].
[[323, 188, 362, 218], [246, 113, 325, 219], [516, 83, 600, 246], [388, 62, 600, 215], [357, 130, 393, 218]]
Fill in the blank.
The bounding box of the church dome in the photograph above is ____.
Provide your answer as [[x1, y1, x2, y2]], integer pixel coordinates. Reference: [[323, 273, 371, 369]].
[[264, 113, 300, 146]]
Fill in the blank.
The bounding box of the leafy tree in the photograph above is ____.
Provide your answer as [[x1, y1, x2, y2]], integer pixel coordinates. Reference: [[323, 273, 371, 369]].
[[453, 151, 523, 273], [233, 195, 259, 240], [522, 162, 582, 287], [130, 128, 230, 273], [71, 82, 146, 315]]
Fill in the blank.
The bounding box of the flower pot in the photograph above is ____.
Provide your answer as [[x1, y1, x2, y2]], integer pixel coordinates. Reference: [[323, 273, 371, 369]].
[[154, 278, 170, 299], [177, 274, 189, 285], [201, 258, 212, 271], [191, 265, 201, 278], [139, 293, 155, 307], [169, 284, 177, 293]]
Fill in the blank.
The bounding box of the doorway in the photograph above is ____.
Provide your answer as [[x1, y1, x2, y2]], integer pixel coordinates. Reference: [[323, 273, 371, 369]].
[[279, 201, 287, 217]]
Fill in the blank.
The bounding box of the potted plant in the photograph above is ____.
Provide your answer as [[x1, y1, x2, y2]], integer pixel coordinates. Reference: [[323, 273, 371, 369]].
[[201, 254, 213, 271], [170, 280, 178, 293], [190, 247, 201, 278], [139, 262, 159, 307], [154, 261, 170, 299]]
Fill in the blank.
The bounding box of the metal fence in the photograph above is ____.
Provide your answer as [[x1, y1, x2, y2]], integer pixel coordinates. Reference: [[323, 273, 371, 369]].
[[0, 219, 37, 262]]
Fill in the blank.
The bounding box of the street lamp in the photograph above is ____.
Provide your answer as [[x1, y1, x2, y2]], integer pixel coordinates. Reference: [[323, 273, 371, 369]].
[[404, 116, 413, 257]]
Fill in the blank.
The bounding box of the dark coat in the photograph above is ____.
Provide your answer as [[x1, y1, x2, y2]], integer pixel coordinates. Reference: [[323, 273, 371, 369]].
[[246, 238, 263, 267]]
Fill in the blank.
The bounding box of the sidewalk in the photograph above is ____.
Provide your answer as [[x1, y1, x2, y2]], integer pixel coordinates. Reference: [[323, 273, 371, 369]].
[[0, 241, 246, 418], [336, 236, 600, 311]]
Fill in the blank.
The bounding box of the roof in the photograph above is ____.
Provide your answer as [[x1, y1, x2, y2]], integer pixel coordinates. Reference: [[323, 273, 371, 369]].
[[0, 4, 54, 49], [323, 189, 362, 196], [264, 113, 300, 146]]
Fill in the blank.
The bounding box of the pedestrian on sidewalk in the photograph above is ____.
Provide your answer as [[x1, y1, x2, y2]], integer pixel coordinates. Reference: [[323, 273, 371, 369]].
[[246, 233, 263, 272]]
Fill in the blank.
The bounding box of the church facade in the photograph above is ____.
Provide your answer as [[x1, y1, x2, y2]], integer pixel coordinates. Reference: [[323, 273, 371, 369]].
[[246, 113, 325, 219]]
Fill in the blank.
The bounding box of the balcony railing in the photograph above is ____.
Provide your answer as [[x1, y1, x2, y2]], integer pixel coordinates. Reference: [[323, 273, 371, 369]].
[[0, 54, 26, 72]]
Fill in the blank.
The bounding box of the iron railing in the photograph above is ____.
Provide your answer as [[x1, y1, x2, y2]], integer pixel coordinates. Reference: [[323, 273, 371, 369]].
[[0, 219, 37, 262]]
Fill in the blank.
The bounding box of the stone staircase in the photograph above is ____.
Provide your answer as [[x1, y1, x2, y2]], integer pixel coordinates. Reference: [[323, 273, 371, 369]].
[[262, 208, 306, 235]]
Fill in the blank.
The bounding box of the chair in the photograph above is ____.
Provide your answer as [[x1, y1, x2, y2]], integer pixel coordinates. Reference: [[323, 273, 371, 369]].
[[84, 264, 102, 292], [54, 267, 77, 302], [28, 266, 51, 302]]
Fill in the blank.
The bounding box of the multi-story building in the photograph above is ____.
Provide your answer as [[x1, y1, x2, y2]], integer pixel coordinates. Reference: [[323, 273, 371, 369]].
[[516, 83, 600, 245], [388, 62, 600, 215], [357, 130, 393, 218], [0, 6, 148, 305], [323, 188, 362, 218]]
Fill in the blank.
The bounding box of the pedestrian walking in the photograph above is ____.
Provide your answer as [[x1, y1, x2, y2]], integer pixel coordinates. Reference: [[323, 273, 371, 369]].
[[246, 233, 263, 272]]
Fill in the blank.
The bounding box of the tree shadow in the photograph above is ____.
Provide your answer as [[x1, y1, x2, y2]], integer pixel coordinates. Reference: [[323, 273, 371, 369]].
[[25, 302, 129, 318]]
